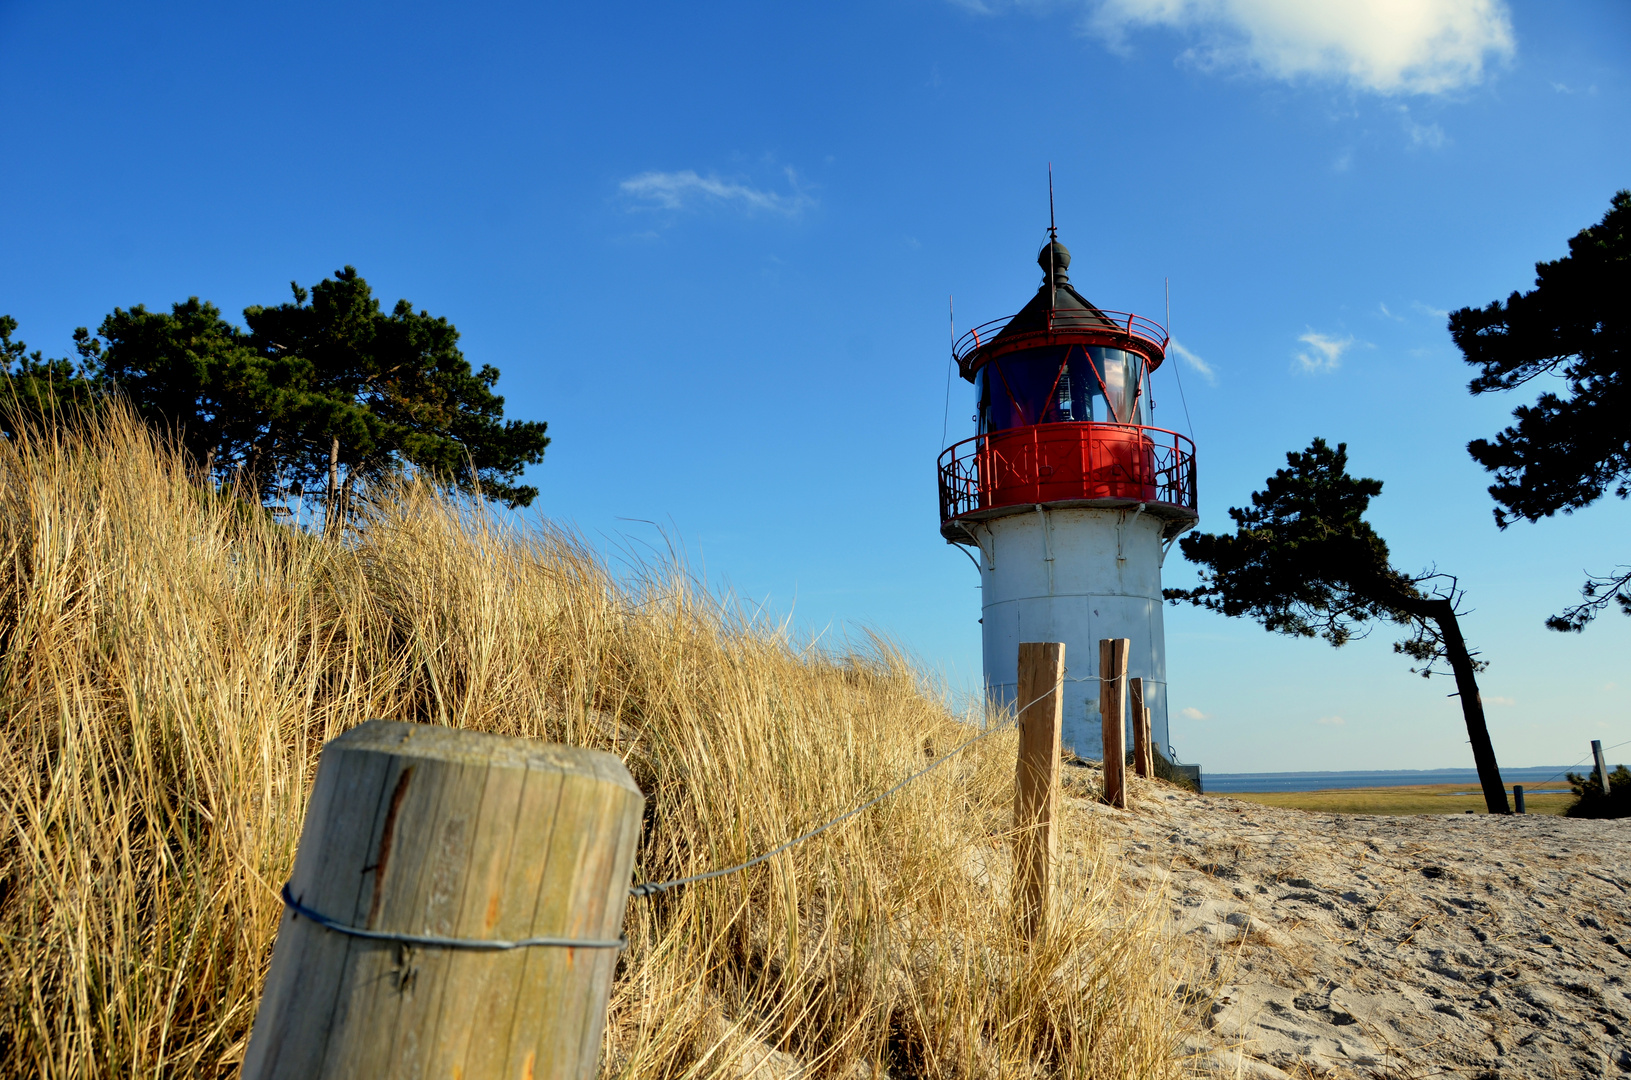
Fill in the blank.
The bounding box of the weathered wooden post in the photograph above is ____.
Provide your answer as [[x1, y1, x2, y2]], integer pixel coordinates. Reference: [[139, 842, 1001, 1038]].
[[1129, 677, 1153, 779], [1592, 739, 1611, 797], [1099, 638, 1129, 808], [243, 720, 644, 1080], [1014, 641, 1064, 943], [1513, 785, 1526, 814], [1142, 707, 1154, 777]]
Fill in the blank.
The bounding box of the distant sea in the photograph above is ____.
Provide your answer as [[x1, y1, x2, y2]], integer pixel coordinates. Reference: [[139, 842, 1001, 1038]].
[[1205, 766, 1582, 794]]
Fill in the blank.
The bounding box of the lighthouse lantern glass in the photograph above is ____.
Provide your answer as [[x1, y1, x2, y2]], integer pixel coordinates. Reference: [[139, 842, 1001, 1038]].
[[976, 345, 1147, 434]]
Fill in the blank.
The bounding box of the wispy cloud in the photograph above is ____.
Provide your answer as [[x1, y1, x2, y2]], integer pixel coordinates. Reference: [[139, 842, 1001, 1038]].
[[619, 167, 814, 216], [1411, 122, 1446, 147], [1378, 301, 1404, 322], [1316, 715, 1346, 727], [1294, 330, 1354, 374], [1168, 338, 1217, 385], [1401, 108, 1448, 148], [1484, 695, 1515, 706], [1412, 300, 1450, 319], [972, 0, 1516, 95], [1179, 706, 1209, 720]]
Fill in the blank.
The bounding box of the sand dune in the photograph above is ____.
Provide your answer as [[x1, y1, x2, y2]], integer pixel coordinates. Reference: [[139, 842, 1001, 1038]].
[[1061, 763, 1631, 1077]]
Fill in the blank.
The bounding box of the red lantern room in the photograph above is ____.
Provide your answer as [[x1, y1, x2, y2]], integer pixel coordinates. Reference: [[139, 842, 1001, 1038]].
[[939, 239, 1197, 526]]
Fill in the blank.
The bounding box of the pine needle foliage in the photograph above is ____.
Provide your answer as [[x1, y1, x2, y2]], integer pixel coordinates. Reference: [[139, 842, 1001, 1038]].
[[1564, 764, 1631, 820], [1452, 190, 1631, 631]]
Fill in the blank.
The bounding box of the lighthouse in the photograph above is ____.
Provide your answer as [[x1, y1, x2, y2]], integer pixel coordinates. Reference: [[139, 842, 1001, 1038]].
[[939, 234, 1199, 760]]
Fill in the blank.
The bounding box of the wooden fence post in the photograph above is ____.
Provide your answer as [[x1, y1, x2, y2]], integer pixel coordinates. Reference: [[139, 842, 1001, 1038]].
[[1593, 739, 1611, 797], [1014, 642, 1064, 943], [243, 720, 645, 1080], [1099, 639, 1129, 809], [1129, 678, 1153, 779], [1513, 785, 1526, 814], [1142, 707, 1154, 778]]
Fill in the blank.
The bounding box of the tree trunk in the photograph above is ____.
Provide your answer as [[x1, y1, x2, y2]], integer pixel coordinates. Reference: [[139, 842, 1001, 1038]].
[[1424, 597, 1510, 815], [326, 434, 340, 534], [338, 469, 357, 530]]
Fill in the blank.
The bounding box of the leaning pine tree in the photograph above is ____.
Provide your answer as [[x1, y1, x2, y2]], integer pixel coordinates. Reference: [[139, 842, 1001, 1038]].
[[1166, 438, 1511, 814]]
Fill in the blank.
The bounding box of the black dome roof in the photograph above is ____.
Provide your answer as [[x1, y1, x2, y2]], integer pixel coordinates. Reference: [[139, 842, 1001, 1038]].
[[992, 238, 1121, 343]]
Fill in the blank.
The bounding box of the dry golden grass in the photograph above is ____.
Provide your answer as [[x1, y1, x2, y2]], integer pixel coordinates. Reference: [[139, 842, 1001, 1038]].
[[0, 408, 1190, 1079], [1215, 784, 1574, 816]]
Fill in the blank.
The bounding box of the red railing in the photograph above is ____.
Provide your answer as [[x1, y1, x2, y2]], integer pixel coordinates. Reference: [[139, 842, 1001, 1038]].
[[954, 309, 1169, 372], [938, 422, 1197, 524]]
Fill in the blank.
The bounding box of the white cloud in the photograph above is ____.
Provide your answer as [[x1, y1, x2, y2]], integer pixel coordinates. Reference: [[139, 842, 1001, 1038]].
[[1484, 695, 1515, 706], [1405, 117, 1447, 147], [1315, 715, 1346, 726], [1081, 0, 1515, 95], [1412, 300, 1450, 319], [1294, 330, 1354, 374], [619, 167, 814, 215], [1168, 338, 1217, 385], [1377, 301, 1403, 321], [1179, 706, 1210, 720]]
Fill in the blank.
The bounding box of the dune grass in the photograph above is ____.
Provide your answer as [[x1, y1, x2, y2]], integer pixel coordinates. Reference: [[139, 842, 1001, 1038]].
[[1216, 784, 1574, 816], [0, 408, 1188, 1079]]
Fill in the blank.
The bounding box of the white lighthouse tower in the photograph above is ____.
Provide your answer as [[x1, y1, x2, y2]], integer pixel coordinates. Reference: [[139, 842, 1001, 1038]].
[[938, 233, 1199, 760]]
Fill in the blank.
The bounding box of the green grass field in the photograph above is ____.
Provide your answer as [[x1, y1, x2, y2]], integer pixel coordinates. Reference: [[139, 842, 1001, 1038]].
[[1215, 783, 1576, 816]]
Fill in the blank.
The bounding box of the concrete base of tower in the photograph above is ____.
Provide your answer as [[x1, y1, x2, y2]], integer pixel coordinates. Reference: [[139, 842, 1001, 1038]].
[[968, 504, 1177, 762]]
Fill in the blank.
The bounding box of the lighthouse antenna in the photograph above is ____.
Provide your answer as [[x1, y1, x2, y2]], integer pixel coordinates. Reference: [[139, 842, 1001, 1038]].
[[1047, 163, 1057, 241], [942, 294, 955, 449], [1166, 275, 1196, 442], [1047, 164, 1058, 313]]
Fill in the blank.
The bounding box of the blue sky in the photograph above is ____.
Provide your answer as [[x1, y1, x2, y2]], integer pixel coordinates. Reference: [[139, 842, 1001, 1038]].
[[2, 0, 1627, 772]]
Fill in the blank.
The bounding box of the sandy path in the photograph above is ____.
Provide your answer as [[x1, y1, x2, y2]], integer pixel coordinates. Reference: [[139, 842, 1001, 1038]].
[[1061, 763, 1631, 1078]]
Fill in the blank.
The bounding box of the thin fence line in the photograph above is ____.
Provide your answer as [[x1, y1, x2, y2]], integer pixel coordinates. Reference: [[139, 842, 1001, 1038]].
[[628, 674, 1066, 898], [1534, 757, 1591, 788], [1527, 737, 1630, 788], [279, 882, 628, 950]]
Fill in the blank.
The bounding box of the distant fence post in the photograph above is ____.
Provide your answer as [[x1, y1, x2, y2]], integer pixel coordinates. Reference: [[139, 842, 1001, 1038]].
[[1013, 642, 1064, 943], [1593, 739, 1611, 796], [1513, 785, 1526, 814], [1129, 678, 1152, 779], [1099, 639, 1129, 809], [243, 720, 644, 1080]]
